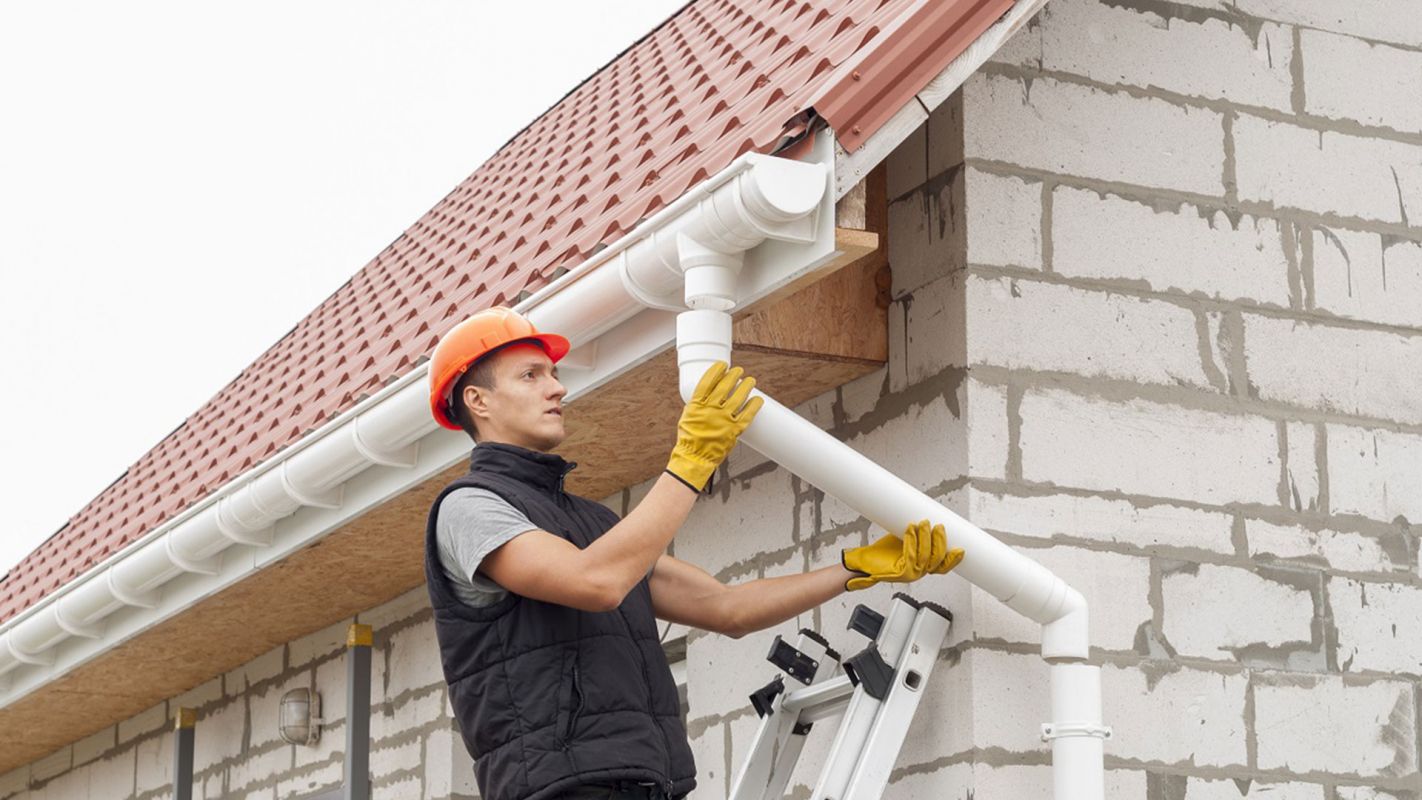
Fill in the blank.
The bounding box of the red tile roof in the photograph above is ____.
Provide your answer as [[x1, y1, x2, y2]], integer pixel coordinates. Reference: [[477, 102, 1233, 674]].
[[0, 0, 1013, 624]]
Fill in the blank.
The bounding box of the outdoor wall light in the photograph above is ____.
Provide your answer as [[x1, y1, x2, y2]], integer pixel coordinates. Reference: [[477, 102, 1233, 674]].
[[278, 687, 323, 745]]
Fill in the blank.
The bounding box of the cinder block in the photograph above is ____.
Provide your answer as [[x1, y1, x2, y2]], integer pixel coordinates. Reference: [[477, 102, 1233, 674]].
[[1327, 423, 1422, 522], [119, 701, 169, 745], [225, 645, 285, 698], [174, 676, 223, 712], [1246, 314, 1422, 425], [966, 379, 1010, 480], [287, 620, 352, 671], [686, 618, 801, 720], [964, 72, 1225, 196], [965, 488, 1237, 554], [886, 122, 928, 201], [1233, 0, 1422, 50], [374, 775, 422, 799], [842, 393, 963, 495], [887, 176, 964, 301], [966, 275, 1212, 388], [1313, 228, 1422, 329], [192, 699, 245, 774], [882, 762, 973, 800], [0, 765, 29, 798], [972, 547, 1151, 651], [1052, 186, 1291, 306], [688, 721, 725, 799], [904, 271, 966, 386], [1331, 577, 1422, 674], [1019, 389, 1281, 506], [134, 730, 173, 795], [385, 617, 446, 701], [1336, 788, 1410, 800], [370, 737, 422, 780], [1247, 520, 1400, 574], [228, 747, 293, 793], [85, 750, 136, 799], [372, 688, 445, 743], [1234, 114, 1422, 225], [1037, 0, 1293, 110], [276, 762, 343, 800], [1284, 421, 1321, 512], [72, 725, 116, 767], [965, 168, 1042, 269], [674, 466, 796, 578], [1161, 564, 1314, 658], [1103, 663, 1248, 767], [1254, 673, 1416, 777], [1184, 777, 1325, 799], [1302, 28, 1422, 133]]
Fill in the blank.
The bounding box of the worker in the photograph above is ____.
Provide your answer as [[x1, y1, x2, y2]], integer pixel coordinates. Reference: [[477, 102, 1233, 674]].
[[423, 306, 964, 800]]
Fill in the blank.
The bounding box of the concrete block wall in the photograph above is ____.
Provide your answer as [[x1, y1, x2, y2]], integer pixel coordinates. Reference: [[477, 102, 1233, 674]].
[[630, 0, 1422, 797], [0, 586, 477, 800]]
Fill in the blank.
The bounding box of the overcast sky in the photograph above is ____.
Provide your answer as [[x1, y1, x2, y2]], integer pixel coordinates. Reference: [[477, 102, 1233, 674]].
[[0, 0, 686, 578]]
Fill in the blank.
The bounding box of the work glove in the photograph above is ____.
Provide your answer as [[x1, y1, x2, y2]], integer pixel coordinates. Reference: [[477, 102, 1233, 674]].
[[665, 361, 764, 492], [841, 519, 964, 591]]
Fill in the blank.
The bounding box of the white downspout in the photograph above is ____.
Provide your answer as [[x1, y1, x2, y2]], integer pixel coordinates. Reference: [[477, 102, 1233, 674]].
[[675, 292, 1109, 798]]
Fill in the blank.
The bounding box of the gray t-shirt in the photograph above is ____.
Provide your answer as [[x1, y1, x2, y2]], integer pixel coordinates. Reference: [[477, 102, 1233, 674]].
[[435, 487, 540, 607]]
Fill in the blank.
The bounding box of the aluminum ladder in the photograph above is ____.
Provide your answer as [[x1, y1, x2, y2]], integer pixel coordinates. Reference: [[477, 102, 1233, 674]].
[[728, 593, 953, 800]]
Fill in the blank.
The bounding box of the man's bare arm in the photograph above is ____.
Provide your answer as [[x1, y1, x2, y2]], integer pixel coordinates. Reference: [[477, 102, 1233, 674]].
[[648, 553, 852, 638], [479, 472, 698, 612]]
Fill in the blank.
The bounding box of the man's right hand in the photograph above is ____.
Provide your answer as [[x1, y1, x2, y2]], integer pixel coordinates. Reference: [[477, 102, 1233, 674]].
[[665, 361, 764, 492]]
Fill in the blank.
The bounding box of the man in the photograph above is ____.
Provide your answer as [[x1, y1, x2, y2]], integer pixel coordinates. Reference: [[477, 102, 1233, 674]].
[[423, 307, 963, 800]]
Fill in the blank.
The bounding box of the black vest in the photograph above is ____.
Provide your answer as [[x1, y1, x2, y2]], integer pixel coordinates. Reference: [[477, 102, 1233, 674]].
[[424, 442, 696, 800]]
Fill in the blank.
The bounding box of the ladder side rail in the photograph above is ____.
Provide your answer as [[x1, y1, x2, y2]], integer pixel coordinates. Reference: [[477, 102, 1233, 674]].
[[841, 604, 954, 800], [809, 597, 920, 800], [729, 631, 839, 800]]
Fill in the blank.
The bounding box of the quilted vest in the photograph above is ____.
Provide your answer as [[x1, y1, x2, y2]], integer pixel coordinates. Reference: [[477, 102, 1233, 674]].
[[424, 441, 696, 800]]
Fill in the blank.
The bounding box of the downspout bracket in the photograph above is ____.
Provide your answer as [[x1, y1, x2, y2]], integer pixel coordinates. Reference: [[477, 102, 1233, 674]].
[[1040, 722, 1113, 742]]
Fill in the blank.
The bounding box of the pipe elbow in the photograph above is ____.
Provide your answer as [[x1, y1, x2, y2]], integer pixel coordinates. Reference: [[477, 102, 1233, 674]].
[[1041, 586, 1089, 661]]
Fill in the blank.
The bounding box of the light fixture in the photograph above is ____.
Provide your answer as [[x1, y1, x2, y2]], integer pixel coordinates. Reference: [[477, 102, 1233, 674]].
[[278, 687, 323, 746]]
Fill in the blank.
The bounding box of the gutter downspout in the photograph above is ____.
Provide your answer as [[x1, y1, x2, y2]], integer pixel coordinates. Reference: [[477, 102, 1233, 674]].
[[670, 251, 1109, 796]]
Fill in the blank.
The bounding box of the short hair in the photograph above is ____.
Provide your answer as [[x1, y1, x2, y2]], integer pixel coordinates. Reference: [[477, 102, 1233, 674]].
[[451, 353, 500, 442], [450, 340, 544, 442]]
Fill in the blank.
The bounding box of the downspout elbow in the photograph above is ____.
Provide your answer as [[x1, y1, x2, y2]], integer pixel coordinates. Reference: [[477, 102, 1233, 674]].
[[1041, 585, 1089, 662]]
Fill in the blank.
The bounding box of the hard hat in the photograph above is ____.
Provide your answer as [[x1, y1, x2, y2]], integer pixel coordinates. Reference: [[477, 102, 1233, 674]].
[[428, 307, 571, 430]]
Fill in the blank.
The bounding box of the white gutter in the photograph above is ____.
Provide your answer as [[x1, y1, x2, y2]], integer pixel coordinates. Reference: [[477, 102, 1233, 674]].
[[0, 129, 1106, 798]]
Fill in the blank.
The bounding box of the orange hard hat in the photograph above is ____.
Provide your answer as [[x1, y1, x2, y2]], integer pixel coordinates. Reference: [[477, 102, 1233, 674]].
[[428, 306, 571, 430]]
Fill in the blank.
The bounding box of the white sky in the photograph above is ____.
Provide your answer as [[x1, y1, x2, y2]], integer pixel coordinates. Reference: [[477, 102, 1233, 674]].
[[0, 0, 687, 578]]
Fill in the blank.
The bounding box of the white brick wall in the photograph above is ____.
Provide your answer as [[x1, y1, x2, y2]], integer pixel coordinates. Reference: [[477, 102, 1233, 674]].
[[966, 274, 1214, 388], [1312, 228, 1422, 328], [964, 72, 1226, 195], [1254, 674, 1416, 777], [1301, 28, 1422, 133], [1232, 0, 1422, 49], [1018, 389, 1281, 506], [1103, 664, 1249, 767], [1244, 314, 1422, 424], [964, 168, 1042, 269], [1051, 186, 1292, 306], [1161, 564, 1315, 658], [1330, 578, 1422, 674], [1034, 0, 1295, 110], [1326, 423, 1422, 522], [1234, 113, 1422, 225]]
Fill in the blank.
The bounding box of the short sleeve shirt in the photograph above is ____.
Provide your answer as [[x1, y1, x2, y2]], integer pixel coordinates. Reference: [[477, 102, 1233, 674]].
[[435, 487, 540, 607]]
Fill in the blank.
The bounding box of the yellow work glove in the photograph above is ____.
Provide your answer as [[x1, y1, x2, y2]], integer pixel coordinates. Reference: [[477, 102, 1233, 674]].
[[841, 519, 964, 591], [665, 361, 764, 492]]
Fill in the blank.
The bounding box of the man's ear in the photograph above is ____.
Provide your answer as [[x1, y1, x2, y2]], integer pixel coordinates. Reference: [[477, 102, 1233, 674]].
[[462, 383, 491, 425]]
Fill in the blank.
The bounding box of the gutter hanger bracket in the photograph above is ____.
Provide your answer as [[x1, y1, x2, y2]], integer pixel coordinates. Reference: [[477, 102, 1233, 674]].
[[105, 568, 161, 609], [280, 461, 344, 510], [214, 501, 275, 547], [352, 421, 419, 470], [164, 536, 222, 577]]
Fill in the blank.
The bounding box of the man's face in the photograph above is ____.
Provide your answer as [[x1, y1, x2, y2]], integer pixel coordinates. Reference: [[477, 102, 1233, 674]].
[[463, 342, 568, 452]]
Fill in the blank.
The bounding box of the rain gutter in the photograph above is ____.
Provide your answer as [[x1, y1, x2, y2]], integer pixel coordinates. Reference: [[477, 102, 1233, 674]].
[[0, 128, 1105, 797]]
